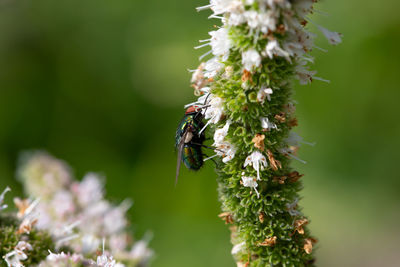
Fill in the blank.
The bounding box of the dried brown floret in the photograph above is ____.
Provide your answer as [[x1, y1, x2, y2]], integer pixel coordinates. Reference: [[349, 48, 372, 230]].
[[258, 236, 277, 247], [267, 150, 282, 171], [218, 212, 234, 224], [252, 134, 265, 151], [292, 218, 309, 235], [304, 238, 318, 254]]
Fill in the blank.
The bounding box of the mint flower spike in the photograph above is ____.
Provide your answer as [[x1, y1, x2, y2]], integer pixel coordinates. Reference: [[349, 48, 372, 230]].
[[190, 0, 341, 266]]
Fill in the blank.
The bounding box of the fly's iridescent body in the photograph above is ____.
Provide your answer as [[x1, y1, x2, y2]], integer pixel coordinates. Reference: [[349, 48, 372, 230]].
[[175, 105, 206, 184]]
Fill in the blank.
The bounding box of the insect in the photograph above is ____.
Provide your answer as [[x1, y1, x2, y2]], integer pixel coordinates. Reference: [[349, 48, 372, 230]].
[[175, 105, 206, 185]]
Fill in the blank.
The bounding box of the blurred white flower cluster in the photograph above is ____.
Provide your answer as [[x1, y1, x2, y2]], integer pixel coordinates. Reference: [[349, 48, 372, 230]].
[[1, 151, 153, 267]]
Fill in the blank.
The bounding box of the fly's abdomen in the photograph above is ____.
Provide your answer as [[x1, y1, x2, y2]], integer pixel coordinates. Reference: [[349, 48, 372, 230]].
[[182, 144, 203, 170]]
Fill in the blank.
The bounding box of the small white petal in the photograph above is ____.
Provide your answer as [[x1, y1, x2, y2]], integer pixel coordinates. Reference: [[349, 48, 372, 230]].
[[231, 241, 246, 255], [242, 49, 262, 71], [318, 26, 342, 45]]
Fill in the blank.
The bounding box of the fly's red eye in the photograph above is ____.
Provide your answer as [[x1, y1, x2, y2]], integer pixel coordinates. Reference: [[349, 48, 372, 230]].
[[185, 106, 198, 114]]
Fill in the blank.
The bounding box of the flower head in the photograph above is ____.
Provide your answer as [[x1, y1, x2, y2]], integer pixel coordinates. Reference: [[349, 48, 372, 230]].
[[14, 152, 153, 265], [192, 0, 341, 264]]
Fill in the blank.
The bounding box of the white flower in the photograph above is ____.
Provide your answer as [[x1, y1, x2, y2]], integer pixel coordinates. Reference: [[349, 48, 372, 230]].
[[51, 190, 75, 218], [244, 151, 268, 181], [18, 214, 39, 235], [213, 120, 236, 163], [97, 254, 117, 267], [0, 187, 10, 212], [285, 132, 315, 147], [267, 0, 291, 9], [283, 32, 308, 58], [18, 152, 72, 198], [286, 198, 301, 216], [43, 251, 86, 266], [228, 12, 246, 26], [223, 66, 234, 78], [81, 234, 101, 254], [231, 241, 246, 255], [257, 87, 273, 104], [242, 49, 261, 71], [109, 234, 128, 252], [215, 141, 237, 163], [213, 121, 236, 162], [204, 96, 225, 124], [204, 57, 224, 78], [259, 11, 277, 33], [206, 0, 243, 15], [318, 25, 342, 45], [3, 241, 32, 267], [191, 62, 205, 84], [260, 117, 277, 130], [295, 61, 316, 85], [213, 120, 231, 144], [46, 251, 70, 262], [73, 173, 104, 207], [241, 175, 260, 198], [209, 28, 232, 60], [130, 240, 154, 262], [293, 0, 314, 17], [244, 10, 260, 29], [104, 202, 130, 235], [265, 39, 291, 61], [286, 132, 302, 147]]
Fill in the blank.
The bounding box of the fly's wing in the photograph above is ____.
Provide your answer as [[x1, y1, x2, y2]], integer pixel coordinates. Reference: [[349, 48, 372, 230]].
[[175, 130, 188, 186]]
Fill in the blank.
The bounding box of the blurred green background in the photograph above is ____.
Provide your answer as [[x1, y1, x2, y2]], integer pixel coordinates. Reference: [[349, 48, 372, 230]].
[[0, 0, 399, 266]]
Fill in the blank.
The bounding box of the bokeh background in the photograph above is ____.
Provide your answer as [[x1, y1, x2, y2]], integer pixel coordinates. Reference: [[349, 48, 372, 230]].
[[0, 0, 399, 266]]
